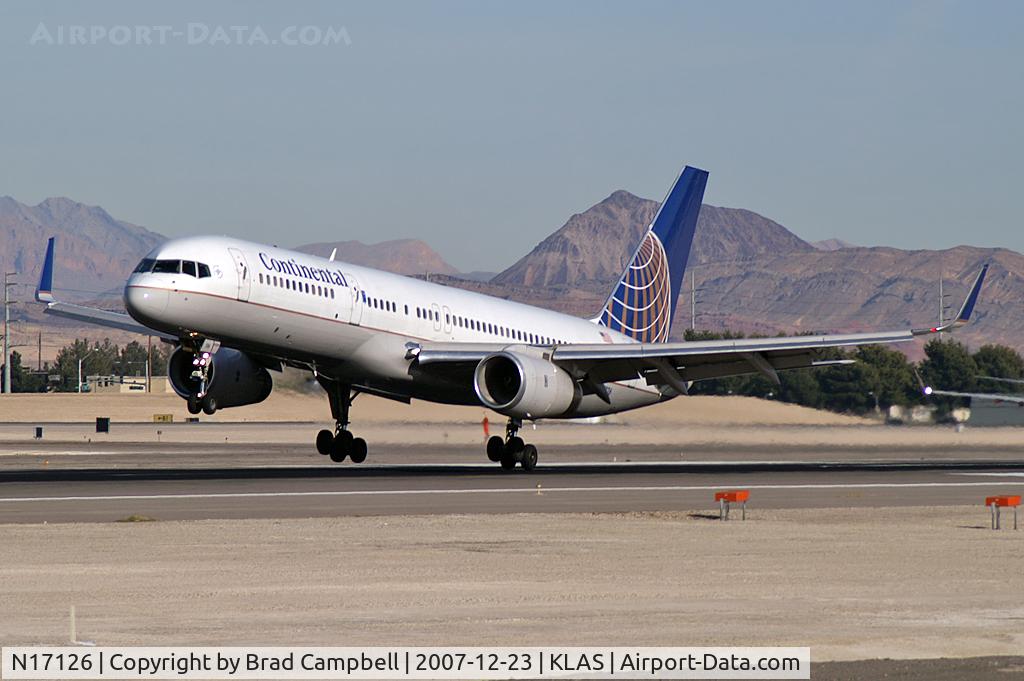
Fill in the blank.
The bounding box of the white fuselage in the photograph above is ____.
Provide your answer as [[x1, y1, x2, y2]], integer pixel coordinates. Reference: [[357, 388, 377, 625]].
[[124, 236, 665, 416]]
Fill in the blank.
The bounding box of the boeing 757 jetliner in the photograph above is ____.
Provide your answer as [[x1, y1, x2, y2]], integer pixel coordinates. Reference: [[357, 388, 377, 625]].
[[34, 167, 988, 470]]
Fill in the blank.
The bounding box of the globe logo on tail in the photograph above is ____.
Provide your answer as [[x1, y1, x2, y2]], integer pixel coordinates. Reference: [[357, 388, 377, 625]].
[[599, 231, 672, 343]]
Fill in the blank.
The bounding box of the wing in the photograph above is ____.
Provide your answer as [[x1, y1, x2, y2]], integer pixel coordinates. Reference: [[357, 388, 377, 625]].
[[34, 236, 175, 341], [979, 376, 1024, 386], [924, 387, 1024, 405], [416, 265, 989, 393]]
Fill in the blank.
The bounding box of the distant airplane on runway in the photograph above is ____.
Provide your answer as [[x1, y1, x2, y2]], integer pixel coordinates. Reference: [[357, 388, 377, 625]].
[[34, 166, 989, 470]]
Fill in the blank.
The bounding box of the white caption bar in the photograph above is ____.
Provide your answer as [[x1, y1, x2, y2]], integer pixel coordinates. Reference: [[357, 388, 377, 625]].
[[1, 647, 809, 680]]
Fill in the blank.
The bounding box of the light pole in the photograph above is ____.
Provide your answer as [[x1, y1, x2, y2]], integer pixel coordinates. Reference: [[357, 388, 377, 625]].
[[3, 271, 16, 394], [77, 348, 97, 394]]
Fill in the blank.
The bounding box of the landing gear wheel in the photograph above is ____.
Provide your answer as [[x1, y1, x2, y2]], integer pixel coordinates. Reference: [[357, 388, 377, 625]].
[[201, 395, 218, 415], [499, 451, 517, 470], [186, 395, 201, 415], [506, 436, 525, 456], [486, 436, 505, 462], [316, 429, 334, 455], [330, 430, 353, 463], [521, 444, 538, 472], [349, 437, 368, 464]]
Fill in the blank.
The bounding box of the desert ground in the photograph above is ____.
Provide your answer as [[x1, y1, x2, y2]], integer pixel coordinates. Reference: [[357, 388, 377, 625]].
[[1, 507, 1022, 664]]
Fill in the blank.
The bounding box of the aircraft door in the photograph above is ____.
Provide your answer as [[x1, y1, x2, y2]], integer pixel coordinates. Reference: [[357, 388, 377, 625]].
[[430, 303, 442, 332], [442, 305, 453, 335], [347, 274, 363, 325], [227, 248, 251, 302]]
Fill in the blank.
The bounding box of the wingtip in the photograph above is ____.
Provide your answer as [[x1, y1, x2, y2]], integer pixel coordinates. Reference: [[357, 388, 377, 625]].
[[954, 262, 988, 324], [912, 263, 988, 336]]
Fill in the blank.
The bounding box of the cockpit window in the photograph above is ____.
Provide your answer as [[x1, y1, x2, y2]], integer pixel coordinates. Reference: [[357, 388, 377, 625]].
[[152, 259, 181, 274], [133, 258, 156, 273], [134, 258, 211, 277]]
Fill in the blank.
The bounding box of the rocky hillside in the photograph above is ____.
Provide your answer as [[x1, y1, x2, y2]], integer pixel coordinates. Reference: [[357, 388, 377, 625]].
[[0, 196, 165, 300], [812, 238, 857, 251], [492, 190, 813, 287], [4, 192, 1021, 357], [0, 195, 461, 304], [294, 239, 457, 276], [457, 191, 1022, 354]]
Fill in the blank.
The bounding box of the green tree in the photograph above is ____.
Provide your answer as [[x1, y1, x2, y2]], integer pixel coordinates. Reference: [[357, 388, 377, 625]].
[[919, 338, 978, 413], [1, 351, 45, 393], [119, 340, 150, 377], [855, 344, 918, 408], [53, 338, 120, 392], [973, 344, 1024, 384], [149, 341, 170, 376], [817, 361, 881, 414], [778, 369, 822, 409]]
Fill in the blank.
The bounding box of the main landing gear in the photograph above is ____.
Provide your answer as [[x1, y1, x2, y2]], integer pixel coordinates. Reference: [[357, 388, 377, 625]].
[[486, 418, 538, 472], [315, 380, 368, 464], [184, 349, 218, 415]]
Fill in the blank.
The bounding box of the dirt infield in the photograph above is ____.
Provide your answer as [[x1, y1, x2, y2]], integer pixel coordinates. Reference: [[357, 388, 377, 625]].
[[1, 507, 1022, 662], [0, 391, 871, 425], [4, 392, 1024, 452]]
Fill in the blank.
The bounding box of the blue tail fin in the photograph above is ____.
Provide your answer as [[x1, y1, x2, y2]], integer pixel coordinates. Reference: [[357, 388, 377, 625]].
[[35, 236, 56, 303], [596, 165, 708, 342]]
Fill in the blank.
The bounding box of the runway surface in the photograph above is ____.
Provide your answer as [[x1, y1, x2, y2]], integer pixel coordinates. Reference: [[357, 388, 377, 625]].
[[3, 441, 1024, 522]]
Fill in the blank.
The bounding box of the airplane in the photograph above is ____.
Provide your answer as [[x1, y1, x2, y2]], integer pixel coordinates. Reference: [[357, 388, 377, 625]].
[[34, 165, 989, 470]]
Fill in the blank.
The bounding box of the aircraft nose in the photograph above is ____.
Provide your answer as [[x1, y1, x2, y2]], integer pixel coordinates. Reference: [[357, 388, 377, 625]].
[[124, 284, 169, 324]]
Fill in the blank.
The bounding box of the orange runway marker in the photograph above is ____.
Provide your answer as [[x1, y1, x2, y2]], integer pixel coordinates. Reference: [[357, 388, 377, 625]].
[[985, 495, 1020, 530], [715, 490, 750, 521]]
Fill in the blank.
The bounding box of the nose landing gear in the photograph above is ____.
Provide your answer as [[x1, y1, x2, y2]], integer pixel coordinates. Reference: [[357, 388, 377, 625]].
[[316, 379, 368, 464], [486, 418, 538, 471], [185, 349, 217, 415]]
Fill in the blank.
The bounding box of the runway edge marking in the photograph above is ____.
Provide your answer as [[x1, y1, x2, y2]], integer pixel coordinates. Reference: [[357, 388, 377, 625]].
[[5, 480, 1024, 503]]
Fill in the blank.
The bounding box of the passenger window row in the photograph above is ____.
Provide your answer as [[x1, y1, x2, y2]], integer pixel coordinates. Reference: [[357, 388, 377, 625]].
[[411, 305, 563, 345], [134, 258, 211, 278], [365, 293, 397, 313], [258, 272, 335, 299]]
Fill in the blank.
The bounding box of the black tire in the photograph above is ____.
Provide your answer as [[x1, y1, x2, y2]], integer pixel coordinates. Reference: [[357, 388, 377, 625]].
[[330, 430, 352, 463], [521, 444, 538, 471], [506, 436, 525, 455], [316, 429, 334, 455], [186, 396, 201, 415], [201, 395, 217, 415], [486, 436, 505, 462], [499, 451, 517, 470], [349, 437, 368, 464]]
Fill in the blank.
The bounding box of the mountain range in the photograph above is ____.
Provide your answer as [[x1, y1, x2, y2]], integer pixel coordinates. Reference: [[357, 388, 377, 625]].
[[2, 192, 1019, 357], [0, 196, 164, 298], [295, 239, 458, 277]]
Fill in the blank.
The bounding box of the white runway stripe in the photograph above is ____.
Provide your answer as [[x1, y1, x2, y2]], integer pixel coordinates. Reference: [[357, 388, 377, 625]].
[[4, 480, 1024, 503]]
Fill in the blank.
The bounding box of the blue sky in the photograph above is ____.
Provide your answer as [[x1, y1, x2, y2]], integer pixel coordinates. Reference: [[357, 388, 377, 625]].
[[0, 1, 1021, 271]]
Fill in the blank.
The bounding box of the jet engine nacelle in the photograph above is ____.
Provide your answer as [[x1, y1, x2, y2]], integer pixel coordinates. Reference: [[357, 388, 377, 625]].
[[473, 349, 580, 419], [167, 347, 273, 409]]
